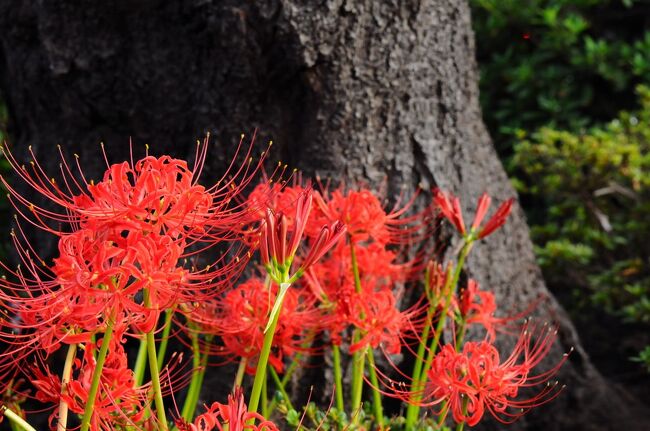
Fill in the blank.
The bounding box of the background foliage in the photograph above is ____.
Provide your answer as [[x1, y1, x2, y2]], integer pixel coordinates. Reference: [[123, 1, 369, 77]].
[[471, 0, 650, 376]]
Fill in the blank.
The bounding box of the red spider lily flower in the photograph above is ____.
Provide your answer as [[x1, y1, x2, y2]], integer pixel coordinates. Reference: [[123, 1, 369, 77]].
[[471, 193, 491, 231], [0, 138, 260, 241], [0, 140, 257, 373], [31, 331, 147, 431], [425, 323, 569, 426], [311, 186, 434, 246], [176, 388, 279, 431], [454, 280, 501, 340], [348, 289, 411, 355], [477, 198, 514, 239], [303, 241, 417, 347], [258, 190, 346, 283], [433, 189, 514, 240], [10, 226, 189, 355], [297, 220, 346, 276], [305, 242, 407, 304], [259, 190, 313, 269], [433, 189, 466, 235], [187, 278, 319, 372], [424, 260, 450, 301]]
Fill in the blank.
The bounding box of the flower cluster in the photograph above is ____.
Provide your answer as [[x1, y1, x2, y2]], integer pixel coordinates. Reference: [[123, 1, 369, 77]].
[[176, 389, 279, 431], [0, 140, 266, 430], [427, 323, 568, 426], [0, 141, 568, 431]]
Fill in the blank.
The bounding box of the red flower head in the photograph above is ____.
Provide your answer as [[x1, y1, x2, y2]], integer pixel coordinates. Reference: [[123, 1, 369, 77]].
[[433, 189, 466, 235], [258, 190, 346, 283], [425, 260, 450, 301], [312, 185, 433, 246], [455, 280, 500, 339], [1, 140, 259, 240], [426, 323, 569, 426], [477, 198, 514, 239], [31, 329, 147, 431], [191, 277, 319, 372], [176, 388, 279, 431], [349, 289, 410, 355], [433, 189, 514, 240], [303, 239, 414, 347], [0, 138, 263, 408]]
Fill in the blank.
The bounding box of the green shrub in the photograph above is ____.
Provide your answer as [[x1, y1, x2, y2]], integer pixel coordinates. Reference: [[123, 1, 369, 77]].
[[512, 85, 650, 332], [471, 0, 650, 153]]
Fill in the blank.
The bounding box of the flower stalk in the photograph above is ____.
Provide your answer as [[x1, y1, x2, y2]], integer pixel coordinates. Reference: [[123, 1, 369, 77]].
[[80, 315, 116, 431], [144, 290, 168, 430], [1, 406, 36, 431], [56, 343, 77, 431]]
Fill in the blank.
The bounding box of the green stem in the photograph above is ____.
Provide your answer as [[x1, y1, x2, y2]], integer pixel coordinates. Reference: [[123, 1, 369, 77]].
[[80, 317, 116, 431], [133, 337, 148, 387], [269, 366, 294, 411], [261, 371, 269, 418], [407, 267, 437, 409], [144, 291, 168, 430], [332, 344, 345, 413], [181, 330, 208, 422], [267, 354, 302, 414], [420, 244, 468, 383], [147, 326, 168, 430], [405, 241, 471, 430], [1, 407, 36, 431], [157, 308, 174, 369], [366, 350, 384, 428], [455, 321, 467, 349], [233, 357, 248, 391], [248, 281, 291, 414], [188, 350, 209, 420], [348, 240, 371, 425], [57, 343, 77, 431], [351, 351, 366, 424]]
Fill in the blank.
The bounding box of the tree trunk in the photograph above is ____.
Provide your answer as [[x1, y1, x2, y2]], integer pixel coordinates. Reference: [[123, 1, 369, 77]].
[[0, 1, 646, 430]]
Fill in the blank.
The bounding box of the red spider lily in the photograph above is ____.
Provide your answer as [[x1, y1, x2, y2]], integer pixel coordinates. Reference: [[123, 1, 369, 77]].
[[425, 323, 569, 426], [433, 189, 466, 235], [348, 289, 411, 355], [0, 141, 256, 376], [424, 260, 450, 301], [452, 280, 534, 341], [0, 138, 260, 241], [312, 186, 434, 246], [258, 190, 346, 283], [4, 226, 193, 358], [454, 280, 500, 340], [31, 331, 147, 431], [477, 198, 514, 239], [305, 242, 407, 304], [303, 239, 428, 352], [186, 277, 319, 372], [259, 190, 313, 269], [433, 189, 514, 239], [175, 388, 278, 431]]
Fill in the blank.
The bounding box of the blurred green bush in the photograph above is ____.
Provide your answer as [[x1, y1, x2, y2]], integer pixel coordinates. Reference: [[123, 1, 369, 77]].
[[471, 0, 650, 152], [471, 0, 650, 371], [512, 86, 650, 328]]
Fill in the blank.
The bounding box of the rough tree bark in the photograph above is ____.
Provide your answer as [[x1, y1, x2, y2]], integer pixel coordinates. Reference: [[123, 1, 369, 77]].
[[0, 1, 647, 430]]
